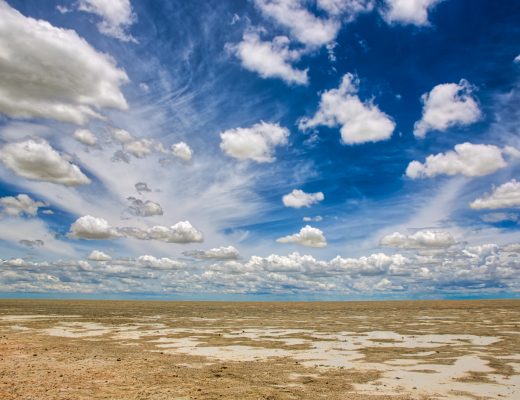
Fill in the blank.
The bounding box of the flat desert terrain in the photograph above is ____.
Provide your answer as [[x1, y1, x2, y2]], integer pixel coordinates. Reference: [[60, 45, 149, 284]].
[[0, 300, 519, 399]]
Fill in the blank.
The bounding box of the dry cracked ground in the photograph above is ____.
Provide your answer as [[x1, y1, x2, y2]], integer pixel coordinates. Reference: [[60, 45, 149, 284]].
[[0, 299, 519, 399]]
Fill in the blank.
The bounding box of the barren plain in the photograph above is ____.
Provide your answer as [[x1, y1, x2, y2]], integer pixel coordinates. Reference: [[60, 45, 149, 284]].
[[0, 299, 519, 399]]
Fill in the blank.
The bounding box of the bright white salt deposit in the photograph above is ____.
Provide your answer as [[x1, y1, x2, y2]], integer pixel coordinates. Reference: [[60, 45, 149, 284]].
[[1, 315, 517, 399], [356, 355, 520, 400], [160, 344, 291, 361], [43, 322, 112, 338]]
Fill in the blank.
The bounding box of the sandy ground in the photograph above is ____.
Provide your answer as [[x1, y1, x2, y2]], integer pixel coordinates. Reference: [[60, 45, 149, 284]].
[[0, 300, 519, 399]]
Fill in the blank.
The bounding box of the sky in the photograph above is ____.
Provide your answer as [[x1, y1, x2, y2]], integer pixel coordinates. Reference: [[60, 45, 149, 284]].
[[0, 0, 520, 300]]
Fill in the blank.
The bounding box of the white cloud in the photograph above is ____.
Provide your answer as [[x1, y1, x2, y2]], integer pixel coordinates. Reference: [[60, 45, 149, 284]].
[[254, 0, 340, 47], [230, 32, 308, 85], [69, 215, 121, 240], [515, 55, 520, 63], [112, 129, 191, 161], [183, 246, 240, 260], [0, 139, 91, 186], [112, 129, 133, 144], [247, 252, 327, 273], [470, 179, 520, 210], [381, 0, 443, 26], [137, 255, 184, 269], [121, 221, 203, 243], [299, 73, 395, 144], [73, 129, 97, 146], [380, 230, 456, 249], [142, 222, 203, 243], [0, 2, 128, 125], [330, 253, 408, 276], [171, 142, 193, 161], [87, 250, 112, 261], [78, 0, 136, 42], [303, 215, 323, 222], [0, 194, 47, 217], [69, 216, 204, 244], [374, 277, 403, 291], [406, 142, 517, 179], [501, 243, 520, 252], [2, 240, 520, 294], [56, 5, 72, 14], [124, 139, 154, 158], [220, 121, 289, 163], [277, 225, 327, 247], [127, 197, 163, 217], [414, 80, 481, 138], [317, 0, 374, 17], [282, 189, 324, 208]]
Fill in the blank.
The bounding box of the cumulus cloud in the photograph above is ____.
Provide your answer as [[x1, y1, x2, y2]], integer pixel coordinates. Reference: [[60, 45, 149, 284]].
[[171, 142, 193, 161], [69, 215, 121, 240], [87, 250, 112, 261], [127, 197, 163, 217], [299, 73, 395, 144], [2, 241, 520, 295], [124, 139, 154, 158], [414, 80, 481, 138], [330, 253, 409, 276], [229, 32, 308, 85], [0, 2, 128, 125], [380, 230, 456, 249], [254, 0, 340, 47], [69, 216, 204, 243], [183, 246, 240, 260], [78, 0, 136, 42], [112, 129, 133, 144], [220, 121, 289, 163], [0, 139, 91, 186], [137, 255, 184, 269], [73, 129, 97, 146], [406, 143, 518, 179], [381, 0, 443, 26], [501, 243, 520, 252], [277, 225, 327, 248], [245, 252, 326, 274], [0, 194, 47, 217], [282, 189, 324, 208], [120, 221, 203, 243], [317, 0, 374, 17], [470, 179, 520, 210]]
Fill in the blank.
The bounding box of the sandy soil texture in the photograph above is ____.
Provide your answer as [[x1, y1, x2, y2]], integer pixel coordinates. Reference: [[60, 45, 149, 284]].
[[0, 299, 519, 399]]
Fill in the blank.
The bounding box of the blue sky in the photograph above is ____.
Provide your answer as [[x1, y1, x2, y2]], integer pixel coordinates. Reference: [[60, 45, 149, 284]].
[[0, 0, 520, 299]]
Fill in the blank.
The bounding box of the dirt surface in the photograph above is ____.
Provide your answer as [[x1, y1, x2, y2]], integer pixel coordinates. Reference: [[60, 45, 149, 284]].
[[0, 299, 519, 399]]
